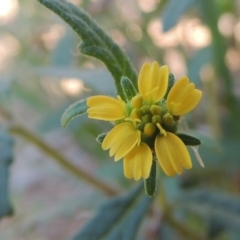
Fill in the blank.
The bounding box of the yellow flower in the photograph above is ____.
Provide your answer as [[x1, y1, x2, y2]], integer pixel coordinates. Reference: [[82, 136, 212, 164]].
[[138, 62, 169, 103], [86, 61, 202, 180], [167, 76, 202, 116], [102, 122, 141, 161], [87, 95, 126, 121], [155, 132, 192, 177], [124, 143, 152, 180]]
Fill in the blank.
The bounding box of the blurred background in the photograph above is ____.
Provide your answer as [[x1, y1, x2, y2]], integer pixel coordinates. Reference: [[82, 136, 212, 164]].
[[0, 0, 240, 239]]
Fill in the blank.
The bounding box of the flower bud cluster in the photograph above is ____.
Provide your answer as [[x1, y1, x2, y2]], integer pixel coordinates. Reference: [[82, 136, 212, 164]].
[[129, 96, 177, 140]]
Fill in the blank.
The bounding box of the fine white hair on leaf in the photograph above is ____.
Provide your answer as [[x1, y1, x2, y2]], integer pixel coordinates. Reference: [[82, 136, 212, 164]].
[[191, 146, 205, 168], [178, 117, 189, 133]]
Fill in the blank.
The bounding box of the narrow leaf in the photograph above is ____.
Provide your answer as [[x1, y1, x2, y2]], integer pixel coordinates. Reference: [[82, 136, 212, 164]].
[[164, 73, 175, 100], [72, 184, 152, 240], [177, 133, 201, 146], [144, 159, 157, 197], [0, 129, 14, 219], [38, 0, 137, 98], [61, 99, 88, 128]]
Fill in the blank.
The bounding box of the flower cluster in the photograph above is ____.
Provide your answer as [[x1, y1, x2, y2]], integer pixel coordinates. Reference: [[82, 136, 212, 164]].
[[87, 62, 202, 180]]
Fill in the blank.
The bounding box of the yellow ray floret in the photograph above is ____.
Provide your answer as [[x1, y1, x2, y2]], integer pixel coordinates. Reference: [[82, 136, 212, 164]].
[[102, 122, 141, 161], [138, 61, 169, 103], [87, 95, 126, 121], [155, 132, 192, 177], [123, 143, 152, 180], [167, 76, 202, 116]]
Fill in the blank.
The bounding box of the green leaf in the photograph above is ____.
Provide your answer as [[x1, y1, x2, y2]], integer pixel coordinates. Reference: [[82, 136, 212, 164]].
[[0, 129, 14, 219], [144, 159, 157, 197], [187, 46, 213, 86], [61, 99, 88, 128], [38, 0, 137, 98], [176, 190, 240, 234], [72, 184, 152, 240], [96, 133, 107, 144], [177, 133, 201, 146], [120, 76, 138, 102], [161, 0, 198, 32], [164, 73, 175, 100]]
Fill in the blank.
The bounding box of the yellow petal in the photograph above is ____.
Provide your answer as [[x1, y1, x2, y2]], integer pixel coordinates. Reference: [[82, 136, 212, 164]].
[[138, 62, 169, 103], [124, 143, 152, 180], [87, 95, 126, 121], [155, 132, 192, 177], [167, 76, 202, 115], [102, 122, 141, 161]]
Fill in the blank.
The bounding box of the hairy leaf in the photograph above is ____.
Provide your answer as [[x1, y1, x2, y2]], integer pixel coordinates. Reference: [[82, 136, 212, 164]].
[[61, 99, 88, 127], [38, 0, 137, 98], [72, 184, 152, 240], [0, 129, 14, 219], [120, 76, 138, 102]]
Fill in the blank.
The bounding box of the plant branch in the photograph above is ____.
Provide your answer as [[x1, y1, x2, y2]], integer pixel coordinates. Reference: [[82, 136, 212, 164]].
[[9, 125, 119, 196]]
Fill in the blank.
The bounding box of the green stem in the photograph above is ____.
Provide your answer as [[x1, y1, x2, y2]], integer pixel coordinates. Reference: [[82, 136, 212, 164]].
[[9, 125, 119, 196]]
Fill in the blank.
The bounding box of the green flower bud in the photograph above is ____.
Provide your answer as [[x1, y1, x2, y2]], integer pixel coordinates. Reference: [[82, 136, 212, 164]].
[[150, 105, 162, 115], [163, 113, 174, 126], [131, 95, 143, 108], [144, 123, 156, 136]]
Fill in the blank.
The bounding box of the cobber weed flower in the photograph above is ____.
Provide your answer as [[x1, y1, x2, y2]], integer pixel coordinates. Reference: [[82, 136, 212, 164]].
[[87, 61, 202, 181]]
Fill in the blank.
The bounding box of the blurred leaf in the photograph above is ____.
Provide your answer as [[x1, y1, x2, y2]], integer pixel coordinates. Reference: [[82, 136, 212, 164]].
[[72, 183, 152, 240], [50, 29, 76, 66], [176, 190, 240, 235], [61, 99, 88, 127], [216, 0, 236, 13], [0, 129, 14, 219], [38, 0, 137, 98], [161, 0, 198, 32], [12, 80, 49, 113], [34, 67, 115, 94], [187, 46, 213, 86], [200, 0, 240, 136]]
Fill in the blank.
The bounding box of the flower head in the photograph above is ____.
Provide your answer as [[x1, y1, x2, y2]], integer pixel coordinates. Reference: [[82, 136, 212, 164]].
[[86, 61, 202, 180]]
